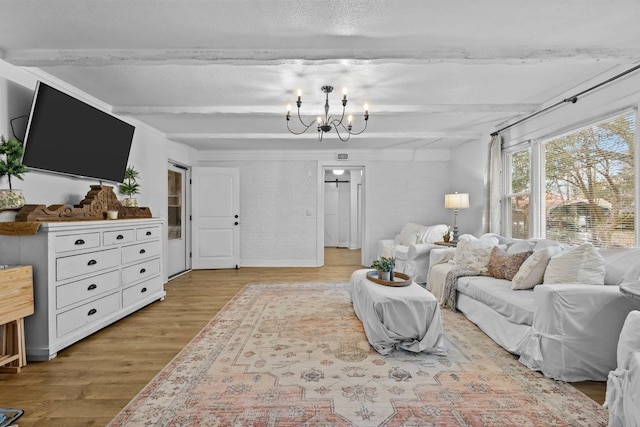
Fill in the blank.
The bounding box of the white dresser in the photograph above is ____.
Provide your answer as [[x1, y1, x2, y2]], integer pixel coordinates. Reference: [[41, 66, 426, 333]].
[[0, 218, 166, 361]]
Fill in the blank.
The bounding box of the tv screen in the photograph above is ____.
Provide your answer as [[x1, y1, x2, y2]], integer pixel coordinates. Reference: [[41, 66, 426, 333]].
[[22, 81, 135, 183]]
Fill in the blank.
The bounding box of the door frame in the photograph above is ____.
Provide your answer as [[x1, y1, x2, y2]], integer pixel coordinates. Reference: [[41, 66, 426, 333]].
[[317, 162, 367, 267], [167, 160, 192, 279]]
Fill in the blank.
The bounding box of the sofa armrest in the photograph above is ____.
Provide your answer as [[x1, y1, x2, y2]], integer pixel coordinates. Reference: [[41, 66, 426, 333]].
[[520, 284, 639, 381], [406, 243, 440, 261], [429, 248, 456, 269]]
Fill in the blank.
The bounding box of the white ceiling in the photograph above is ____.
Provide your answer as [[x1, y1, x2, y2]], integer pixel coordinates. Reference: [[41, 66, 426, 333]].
[[2, 0, 640, 151]]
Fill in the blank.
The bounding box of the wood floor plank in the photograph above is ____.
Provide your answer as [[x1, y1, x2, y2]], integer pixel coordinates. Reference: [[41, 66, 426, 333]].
[[0, 248, 604, 426]]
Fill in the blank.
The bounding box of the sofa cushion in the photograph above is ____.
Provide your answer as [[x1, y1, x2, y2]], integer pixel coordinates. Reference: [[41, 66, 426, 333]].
[[394, 223, 426, 246], [456, 276, 535, 325], [453, 238, 496, 275], [511, 246, 564, 290], [543, 243, 606, 285], [487, 246, 532, 280], [423, 224, 449, 244]]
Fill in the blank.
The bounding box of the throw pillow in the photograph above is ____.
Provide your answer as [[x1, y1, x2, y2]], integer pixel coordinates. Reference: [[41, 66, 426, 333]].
[[543, 243, 606, 285], [453, 238, 496, 275], [511, 246, 564, 290], [487, 246, 532, 280]]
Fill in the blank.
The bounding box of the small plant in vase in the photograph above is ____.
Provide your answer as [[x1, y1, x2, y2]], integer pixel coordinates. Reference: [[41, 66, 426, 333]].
[[0, 136, 28, 211], [119, 165, 140, 208], [443, 227, 452, 243], [372, 256, 396, 281]]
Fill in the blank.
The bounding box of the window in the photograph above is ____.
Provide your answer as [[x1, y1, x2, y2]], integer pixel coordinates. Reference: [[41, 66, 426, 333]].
[[543, 112, 635, 248], [505, 148, 531, 239], [503, 110, 637, 248]]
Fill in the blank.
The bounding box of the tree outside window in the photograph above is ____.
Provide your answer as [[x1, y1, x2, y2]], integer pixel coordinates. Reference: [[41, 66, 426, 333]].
[[543, 112, 635, 248]]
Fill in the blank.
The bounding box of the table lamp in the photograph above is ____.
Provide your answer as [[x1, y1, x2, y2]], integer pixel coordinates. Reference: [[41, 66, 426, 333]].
[[445, 192, 469, 242]]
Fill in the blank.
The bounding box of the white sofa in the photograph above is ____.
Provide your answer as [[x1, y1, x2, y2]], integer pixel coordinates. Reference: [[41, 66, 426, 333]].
[[605, 310, 640, 427], [428, 235, 640, 382], [376, 222, 448, 284]]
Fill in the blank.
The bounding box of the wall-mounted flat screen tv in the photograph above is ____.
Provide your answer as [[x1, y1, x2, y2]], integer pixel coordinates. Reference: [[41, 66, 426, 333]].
[[22, 81, 135, 183]]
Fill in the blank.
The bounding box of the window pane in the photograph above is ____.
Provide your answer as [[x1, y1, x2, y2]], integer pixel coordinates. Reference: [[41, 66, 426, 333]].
[[510, 195, 529, 239], [168, 170, 182, 240], [511, 150, 530, 194], [544, 112, 635, 248], [509, 149, 530, 239]]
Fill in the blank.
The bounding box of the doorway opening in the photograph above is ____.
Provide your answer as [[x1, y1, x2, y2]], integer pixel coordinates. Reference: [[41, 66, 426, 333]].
[[319, 165, 366, 267]]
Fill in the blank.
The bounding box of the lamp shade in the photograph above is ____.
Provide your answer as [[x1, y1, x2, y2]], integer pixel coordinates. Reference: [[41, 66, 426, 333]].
[[445, 193, 469, 209]]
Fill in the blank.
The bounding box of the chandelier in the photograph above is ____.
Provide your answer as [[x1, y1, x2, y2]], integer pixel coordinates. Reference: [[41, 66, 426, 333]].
[[286, 86, 369, 142]]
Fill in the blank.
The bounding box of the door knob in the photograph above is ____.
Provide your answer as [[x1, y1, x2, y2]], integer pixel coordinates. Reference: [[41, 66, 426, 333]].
[[234, 222, 239, 226]]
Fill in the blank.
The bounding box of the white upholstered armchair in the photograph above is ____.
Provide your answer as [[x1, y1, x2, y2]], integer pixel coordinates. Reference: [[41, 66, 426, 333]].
[[605, 309, 640, 427], [376, 223, 449, 284]]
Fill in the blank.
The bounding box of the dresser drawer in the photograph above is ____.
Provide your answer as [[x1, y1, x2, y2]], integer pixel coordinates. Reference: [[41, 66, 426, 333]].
[[57, 292, 120, 337], [136, 226, 160, 241], [55, 232, 100, 253], [122, 241, 161, 264], [121, 258, 161, 286], [122, 277, 163, 307], [56, 270, 120, 309], [56, 248, 120, 281], [103, 229, 135, 246]]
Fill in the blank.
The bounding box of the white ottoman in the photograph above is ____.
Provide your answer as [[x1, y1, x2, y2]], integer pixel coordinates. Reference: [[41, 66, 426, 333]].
[[349, 269, 446, 356]]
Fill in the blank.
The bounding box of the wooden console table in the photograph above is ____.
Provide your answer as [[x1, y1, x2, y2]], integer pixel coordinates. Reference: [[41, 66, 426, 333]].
[[0, 265, 34, 373]]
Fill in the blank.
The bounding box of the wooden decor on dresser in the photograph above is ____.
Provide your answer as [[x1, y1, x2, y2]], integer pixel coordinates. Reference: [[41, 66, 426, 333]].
[[14, 185, 152, 222]]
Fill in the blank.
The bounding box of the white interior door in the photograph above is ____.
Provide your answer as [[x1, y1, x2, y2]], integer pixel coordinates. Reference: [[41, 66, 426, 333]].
[[324, 182, 339, 246], [167, 163, 188, 277], [192, 167, 240, 269]]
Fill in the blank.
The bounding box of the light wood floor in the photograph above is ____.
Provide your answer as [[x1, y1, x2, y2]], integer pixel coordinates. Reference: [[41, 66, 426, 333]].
[[0, 248, 605, 426]]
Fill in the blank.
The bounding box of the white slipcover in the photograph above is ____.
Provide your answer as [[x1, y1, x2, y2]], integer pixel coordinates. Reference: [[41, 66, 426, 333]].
[[376, 223, 449, 284], [427, 242, 640, 382], [349, 269, 446, 356], [605, 309, 640, 427]]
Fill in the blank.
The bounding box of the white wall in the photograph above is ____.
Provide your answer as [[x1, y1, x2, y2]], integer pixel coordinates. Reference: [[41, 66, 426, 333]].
[[198, 151, 453, 267], [450, 139, 488, 237]]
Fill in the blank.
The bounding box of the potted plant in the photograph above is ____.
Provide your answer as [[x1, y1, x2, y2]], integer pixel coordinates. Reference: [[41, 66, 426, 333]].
[[372, 256, 395, 281], [443, 226, 452, 243], [0, 136, 28, 212], [119, 165, 140, 207]]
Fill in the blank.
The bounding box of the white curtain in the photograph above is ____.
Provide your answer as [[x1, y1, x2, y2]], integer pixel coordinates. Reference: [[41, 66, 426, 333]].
[[483, 134, 502, 234]]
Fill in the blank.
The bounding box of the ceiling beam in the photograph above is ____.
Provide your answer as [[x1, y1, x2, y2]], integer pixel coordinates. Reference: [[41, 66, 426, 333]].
[[113, 104, 538, 115], [5, 48, 638, 67], [168, 131, 482, 140]]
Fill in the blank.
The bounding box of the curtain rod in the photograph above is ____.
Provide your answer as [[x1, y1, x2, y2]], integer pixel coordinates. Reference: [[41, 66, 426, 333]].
[[490, 63, 640, 137]]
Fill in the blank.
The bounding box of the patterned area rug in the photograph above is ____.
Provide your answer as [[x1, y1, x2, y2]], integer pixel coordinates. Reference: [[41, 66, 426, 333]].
[[109, 282, 608, 426]]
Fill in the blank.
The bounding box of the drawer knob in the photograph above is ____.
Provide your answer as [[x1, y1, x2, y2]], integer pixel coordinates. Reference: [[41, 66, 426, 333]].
[[139, 249, 146, 254], [141, 287, 148, 293], [146, 231, 152, 236], [88, 308, 97, 316], [117, 235, 124, 240], [88, 259, 97, 266], [75, 239, 85, 245], [87, 284, 97, 291], [140, 268, 146, 274]]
